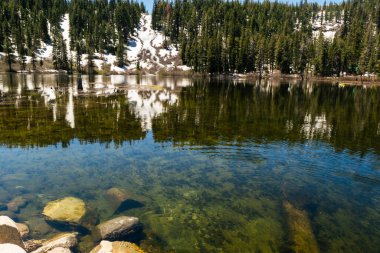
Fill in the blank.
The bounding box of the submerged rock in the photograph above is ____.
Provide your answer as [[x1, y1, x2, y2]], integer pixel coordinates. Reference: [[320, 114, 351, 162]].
[[0, 216, 25, 249], [31, 233, 78, 253], [7, 196, 28, 212], [90, 240, 145, 253], [16, 223, 30, 239], [94, 216, 140, 241], [43, 197, 86, 227], [104, 188, 130, 213], [0, 243, 27, 253], [104, 187, 137, 215], [283, 201, 320, 253]]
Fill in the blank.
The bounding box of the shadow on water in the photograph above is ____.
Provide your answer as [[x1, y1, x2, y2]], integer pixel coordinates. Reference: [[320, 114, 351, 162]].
[[44, 220, 91, 235]]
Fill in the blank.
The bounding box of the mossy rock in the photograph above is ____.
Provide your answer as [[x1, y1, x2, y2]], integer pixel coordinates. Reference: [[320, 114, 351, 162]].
[[43, 197, 86, 227]]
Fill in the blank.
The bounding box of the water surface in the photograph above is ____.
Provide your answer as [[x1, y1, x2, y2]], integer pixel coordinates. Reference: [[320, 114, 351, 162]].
[[0, 74, 379, 252]]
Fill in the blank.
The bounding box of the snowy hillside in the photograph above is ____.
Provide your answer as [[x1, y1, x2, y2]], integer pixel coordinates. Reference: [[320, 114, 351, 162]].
[[125, 14, 190, 73], [311, 11, 342, 40], [33, 14, 190, 74], [1, 11, 343, 73]]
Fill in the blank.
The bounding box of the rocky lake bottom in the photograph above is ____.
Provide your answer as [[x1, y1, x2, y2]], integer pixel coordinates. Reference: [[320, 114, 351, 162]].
[[0, 74, 379, 252]]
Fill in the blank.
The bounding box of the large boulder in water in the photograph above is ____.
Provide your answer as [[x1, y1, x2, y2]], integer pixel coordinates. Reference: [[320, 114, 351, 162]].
[[0, 244, 27, 253], [31, 233, 78, 253], [90, 240, 145, 253], [0, 216, 25, 249], [94, 216, 141, 241], [42, 197, 86, 227]]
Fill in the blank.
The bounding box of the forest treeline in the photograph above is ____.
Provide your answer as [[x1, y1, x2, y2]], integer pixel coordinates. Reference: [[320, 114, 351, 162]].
[[0, 0, 144, 73], [153, 0, 380, 76], [1, 0, 380, 77]]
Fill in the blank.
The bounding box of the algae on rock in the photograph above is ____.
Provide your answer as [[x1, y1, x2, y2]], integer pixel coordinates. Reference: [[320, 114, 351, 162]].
[[42, 197, 86, 226]]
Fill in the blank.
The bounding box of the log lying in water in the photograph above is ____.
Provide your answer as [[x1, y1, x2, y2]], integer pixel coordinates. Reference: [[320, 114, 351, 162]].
[[283, 201, 320, 253]]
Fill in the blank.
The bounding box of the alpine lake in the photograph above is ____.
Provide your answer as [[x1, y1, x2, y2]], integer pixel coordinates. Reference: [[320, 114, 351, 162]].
[[0, 73, 379, 253]]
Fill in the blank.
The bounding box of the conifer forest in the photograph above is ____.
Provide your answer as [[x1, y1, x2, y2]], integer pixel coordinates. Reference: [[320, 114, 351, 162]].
[[1, 0, 380, 77]]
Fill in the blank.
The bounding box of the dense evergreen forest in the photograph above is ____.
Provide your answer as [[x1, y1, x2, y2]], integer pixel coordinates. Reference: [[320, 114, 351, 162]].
[[1, 0, 380, 77], [0, 0, 144, 73], [153, 0, 380, 76]]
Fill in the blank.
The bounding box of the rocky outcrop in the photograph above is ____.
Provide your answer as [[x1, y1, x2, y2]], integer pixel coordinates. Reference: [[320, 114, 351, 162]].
[[94, 216, 140, 241], [31, 233, 78, 253], [42, 197, 86, 227], [0, 216, 25, 249], [0, 243, 27, 253], [283, 201, 320, 253], [90, 240, 145, 253]]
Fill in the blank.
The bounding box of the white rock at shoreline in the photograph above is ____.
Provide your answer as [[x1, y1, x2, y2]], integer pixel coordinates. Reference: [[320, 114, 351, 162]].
[[0, 243, 27, 253], [31, 233, 78, 253], [0, 215, 18, 229], [0, 216, 25, 249]]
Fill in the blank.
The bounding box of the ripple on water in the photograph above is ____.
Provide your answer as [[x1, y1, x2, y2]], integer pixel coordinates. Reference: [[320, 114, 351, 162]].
[[0, 75, 379, 252]]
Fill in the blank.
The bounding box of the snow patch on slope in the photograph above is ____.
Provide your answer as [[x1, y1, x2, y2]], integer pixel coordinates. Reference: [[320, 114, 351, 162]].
[[61, 14, 70, 53], [125, 14, 187, 73], [6, 13, 189, 73], [312, 11, 342, 40]]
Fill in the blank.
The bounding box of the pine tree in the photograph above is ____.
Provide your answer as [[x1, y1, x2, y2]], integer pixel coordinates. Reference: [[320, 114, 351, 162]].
[[314, 32, 328, 76], [3, 30, 15, 72], [358, 21, 375, 76], [116, 35, 125, 68], [76, 42, 82, 73]]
